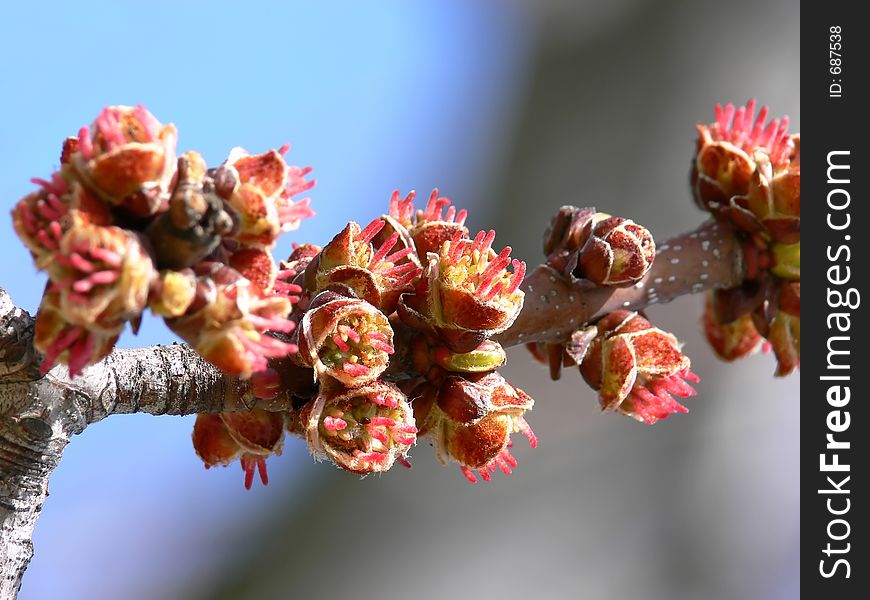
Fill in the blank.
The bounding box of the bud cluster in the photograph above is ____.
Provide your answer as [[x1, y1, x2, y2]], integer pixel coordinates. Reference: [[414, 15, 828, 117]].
[[278, 190, 535, 482], [12, 105, 314, 378], [692, 100, 800, 375]]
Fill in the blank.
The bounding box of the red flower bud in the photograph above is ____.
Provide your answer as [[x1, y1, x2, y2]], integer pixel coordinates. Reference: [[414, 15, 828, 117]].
[[315, 219, 422, 313], [47, 223, 156, 332], [404, 230, 524, 352], [192, 410, 286, 489], [217, 147, 315, 247], [692, 100, 795, 218], [577, 214, 655, 285], [71, 105, 178, 217], [296, 292, 394, 387], [423, 371, 536, 483], [301, 381, 416, 474], [166, 263, 295, 378], [580, 311, 698, 425], [34, 291, 120, 376]]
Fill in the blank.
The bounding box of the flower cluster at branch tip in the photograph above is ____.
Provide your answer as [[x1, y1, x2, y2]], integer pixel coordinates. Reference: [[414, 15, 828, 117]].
[[692, 100, 800, 375], [283, 188, 533, 482], [13, 105, 315, 381]]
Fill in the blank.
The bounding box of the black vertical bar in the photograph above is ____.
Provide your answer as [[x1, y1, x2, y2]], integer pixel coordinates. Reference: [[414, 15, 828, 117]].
[[803, 1, 867, 596]]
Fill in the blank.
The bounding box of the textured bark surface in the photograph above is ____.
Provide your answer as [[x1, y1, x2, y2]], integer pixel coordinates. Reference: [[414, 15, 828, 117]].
[[0, 220, 742, 598]]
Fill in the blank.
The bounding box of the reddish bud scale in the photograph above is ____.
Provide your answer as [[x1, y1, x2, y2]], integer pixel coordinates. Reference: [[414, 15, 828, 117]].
[[423, 371, 537, 483], [302, 381, 416, 474], [192, 410, 286, 489], [296, 292, 394, 387], [702, 293, 764, 361]]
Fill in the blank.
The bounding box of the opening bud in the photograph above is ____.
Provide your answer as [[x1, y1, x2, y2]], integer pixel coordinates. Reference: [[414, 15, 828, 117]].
[[296, 292, 394, 387], [577, 214, 655, 285], [580, 311, 698, 425], [302, 381, 416, 474]]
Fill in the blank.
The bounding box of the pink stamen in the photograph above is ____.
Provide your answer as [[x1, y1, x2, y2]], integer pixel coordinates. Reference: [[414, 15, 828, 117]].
[[424, 189, 440, 220], [338, 325, 361, 343], [391, 267, 422, 288], [384, 246, 412, 264], [323, 416, 348, 431], [501, 448, 518, 468], [133, 104, 159, 141], [88, 247, 123, 266], [369, 233, 398, 269], [369, 340, 394, 355], [354, 451, 387, 464], [445, 206, 456, 222], [242, 459, 256, 490], [478, 468, 491, 482], [393, 434, 416, 445], [517, 417, 538, 448], [381, 261, 419, 278], [36, 230, 59, 251], [461, 465, 478, 484], [495, 455, 513, 475], [257, 457, 269, 486], [72, 270, 119, 293], [476, 247, 512, 295], [368, 426, 389, 444], [482, 281, 504, 302], [49, 221, 64, 241], [506, 260, 526, 294], [67, 332, 95, 377], [332, 334, 350, 352], [68, 252, 96, 273], [371, 393, 398, 408], [369, 416, 397, 428], [40, 326, 82, 374], [357, 219, 385, 245], [278, 143, 290, 155], [398, 457, 412, 469], [342, 363, 370, 376], [246, 314, 296, 333], [455, 209, 468, 226], [77, 127, 94, 160]]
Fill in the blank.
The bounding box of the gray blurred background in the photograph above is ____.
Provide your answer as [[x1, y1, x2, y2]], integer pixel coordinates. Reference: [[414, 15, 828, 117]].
[[3, 1, 798, 599]]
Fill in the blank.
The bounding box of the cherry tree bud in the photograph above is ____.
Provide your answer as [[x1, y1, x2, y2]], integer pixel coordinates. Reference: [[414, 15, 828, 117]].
[[314, 219, 422, 313], [691, 100, 794, 218], [48, 223, 156, 330]]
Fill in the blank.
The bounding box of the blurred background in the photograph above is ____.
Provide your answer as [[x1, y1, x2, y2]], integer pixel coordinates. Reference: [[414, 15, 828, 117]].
[[0, 1, 799, 598]]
